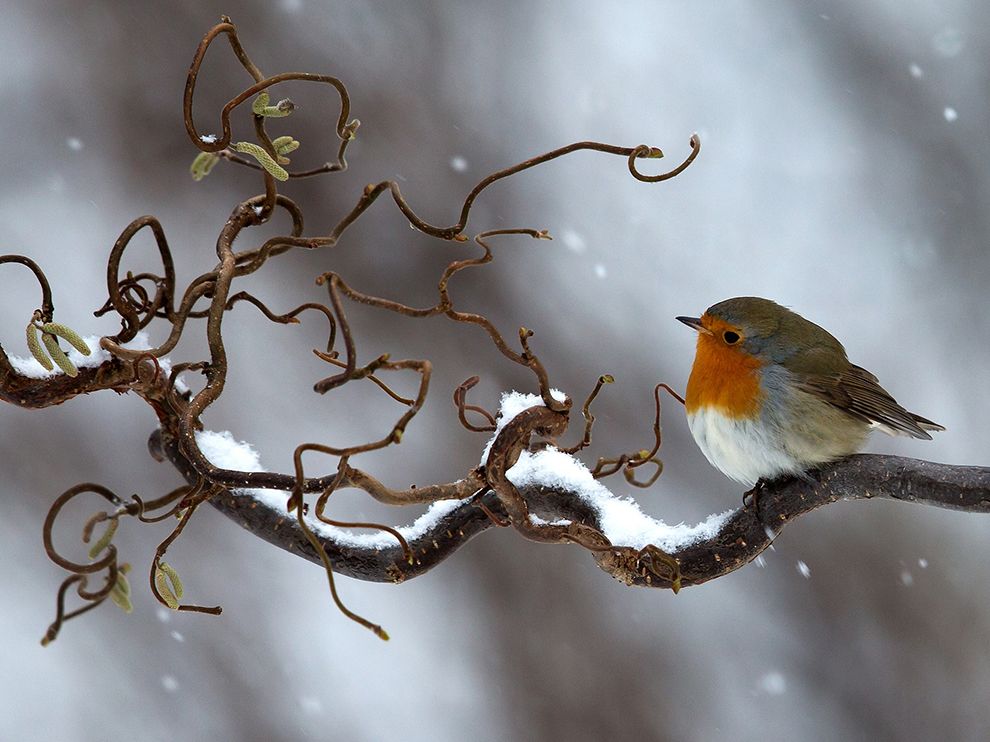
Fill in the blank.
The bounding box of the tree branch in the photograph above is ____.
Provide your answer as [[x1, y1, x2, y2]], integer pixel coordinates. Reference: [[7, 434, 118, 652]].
[[151, 425, 990, 589]]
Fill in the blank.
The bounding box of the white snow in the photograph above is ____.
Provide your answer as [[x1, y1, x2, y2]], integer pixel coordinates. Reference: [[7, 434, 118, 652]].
[[479, 390, 568, 463], [480, 390, 732, 551], [560, 229, 587, 254], [195, 429, 462, 549], [918, 558, 928, 569], [593, 263, 607, 279], [758, 671, 787, 696], [193, 387, 734, 554], [199, 133, 218, 143], [65, 137, 83, 151], [449, 156, 468, 172], [160, 675, 179, 693], [506, 446, 732, 550], [796, 560, 811, 578], [908, 63, 923, 79], [943, 107, 958, 123]]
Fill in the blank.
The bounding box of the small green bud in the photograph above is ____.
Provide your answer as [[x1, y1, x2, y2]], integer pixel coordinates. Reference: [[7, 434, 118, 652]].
[[251, 91, 294, 118], [190, 151, 220, 181]]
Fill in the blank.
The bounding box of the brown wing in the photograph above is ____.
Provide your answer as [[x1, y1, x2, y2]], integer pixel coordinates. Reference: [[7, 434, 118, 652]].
[[796, 364, 945, 440]]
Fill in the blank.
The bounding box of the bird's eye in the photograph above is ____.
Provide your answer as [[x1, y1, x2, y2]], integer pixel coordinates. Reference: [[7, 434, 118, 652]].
[[723, 331, 741, 345]]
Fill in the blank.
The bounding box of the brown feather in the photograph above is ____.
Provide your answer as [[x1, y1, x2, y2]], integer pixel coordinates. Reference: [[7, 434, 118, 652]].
[[795, 364, 945, 440]]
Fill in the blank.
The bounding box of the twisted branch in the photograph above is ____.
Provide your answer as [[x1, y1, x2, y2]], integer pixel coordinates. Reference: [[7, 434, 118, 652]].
[[153, 425, 990, 587]]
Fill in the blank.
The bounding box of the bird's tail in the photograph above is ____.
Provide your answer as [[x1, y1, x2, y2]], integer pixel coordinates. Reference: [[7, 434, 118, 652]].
[[911, 412, 945, 434]]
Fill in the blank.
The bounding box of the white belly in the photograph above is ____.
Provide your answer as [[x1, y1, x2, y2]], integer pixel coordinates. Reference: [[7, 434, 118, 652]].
[[687, 406, 801, 485]]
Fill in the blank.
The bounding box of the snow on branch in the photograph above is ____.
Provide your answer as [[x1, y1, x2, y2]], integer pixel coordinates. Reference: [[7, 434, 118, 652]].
[[163, 393, 990, 591]]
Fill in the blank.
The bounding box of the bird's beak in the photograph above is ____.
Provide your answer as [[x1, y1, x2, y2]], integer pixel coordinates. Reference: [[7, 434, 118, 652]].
[[676, 316, 711, 334]]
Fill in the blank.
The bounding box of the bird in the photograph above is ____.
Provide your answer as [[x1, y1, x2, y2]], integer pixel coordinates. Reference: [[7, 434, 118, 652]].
[[677, 297, 944, 486]]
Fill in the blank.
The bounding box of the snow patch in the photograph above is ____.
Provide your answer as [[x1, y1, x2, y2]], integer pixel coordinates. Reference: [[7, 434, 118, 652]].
[[506, 446, 732, 551], [479, 390, 732, 551], [195, 429, 463, 549]]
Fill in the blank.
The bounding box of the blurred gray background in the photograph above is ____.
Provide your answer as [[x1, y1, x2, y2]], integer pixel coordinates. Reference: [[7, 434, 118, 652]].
[[2, 1, 988, 740]]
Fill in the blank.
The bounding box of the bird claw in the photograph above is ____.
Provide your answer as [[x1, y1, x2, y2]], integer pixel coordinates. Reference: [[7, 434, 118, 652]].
[[743, 478, 768, 523]]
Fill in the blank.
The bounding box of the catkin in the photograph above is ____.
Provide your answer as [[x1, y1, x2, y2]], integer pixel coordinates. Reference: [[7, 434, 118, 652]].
[[87, 518, 119, 560], [26, 323, 53, 371], [41, 322, 91, 355], [41, 333, 77, 377], [231, 142, 289, 181], [155, 567, 180, 609], [158, 561, 184, 599], [190, 151, 220, 181]]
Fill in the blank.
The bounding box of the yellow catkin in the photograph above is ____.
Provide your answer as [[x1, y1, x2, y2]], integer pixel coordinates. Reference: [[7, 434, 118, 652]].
[[272, 136, 300, 165], [155, 568, 179, 609], [110, 572, 133, 614], [26, 323, 53, 371], [231, 142, 289, 181], [158, 561, 184, 599], [41, 322, 90, 355], [41, 332, 78, 377], [87, 518, 119, 560]]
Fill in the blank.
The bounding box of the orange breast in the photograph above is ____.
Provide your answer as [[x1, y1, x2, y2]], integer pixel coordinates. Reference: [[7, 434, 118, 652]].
[[685, 333, 764, 419]]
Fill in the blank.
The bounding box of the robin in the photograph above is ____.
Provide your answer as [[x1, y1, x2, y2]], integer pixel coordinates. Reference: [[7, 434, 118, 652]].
[[677, 297, 943, 486]]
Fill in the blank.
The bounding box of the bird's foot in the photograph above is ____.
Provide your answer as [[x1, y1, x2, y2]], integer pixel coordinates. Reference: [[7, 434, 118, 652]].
[[743, 478, 768, 523]]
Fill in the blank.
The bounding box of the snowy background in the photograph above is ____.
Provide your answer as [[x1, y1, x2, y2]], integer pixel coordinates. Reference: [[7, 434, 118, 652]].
[[2, 1, 989, 740]]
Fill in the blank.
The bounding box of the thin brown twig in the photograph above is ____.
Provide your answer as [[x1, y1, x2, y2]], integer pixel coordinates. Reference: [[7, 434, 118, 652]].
[[4, 15, 706, 642]]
